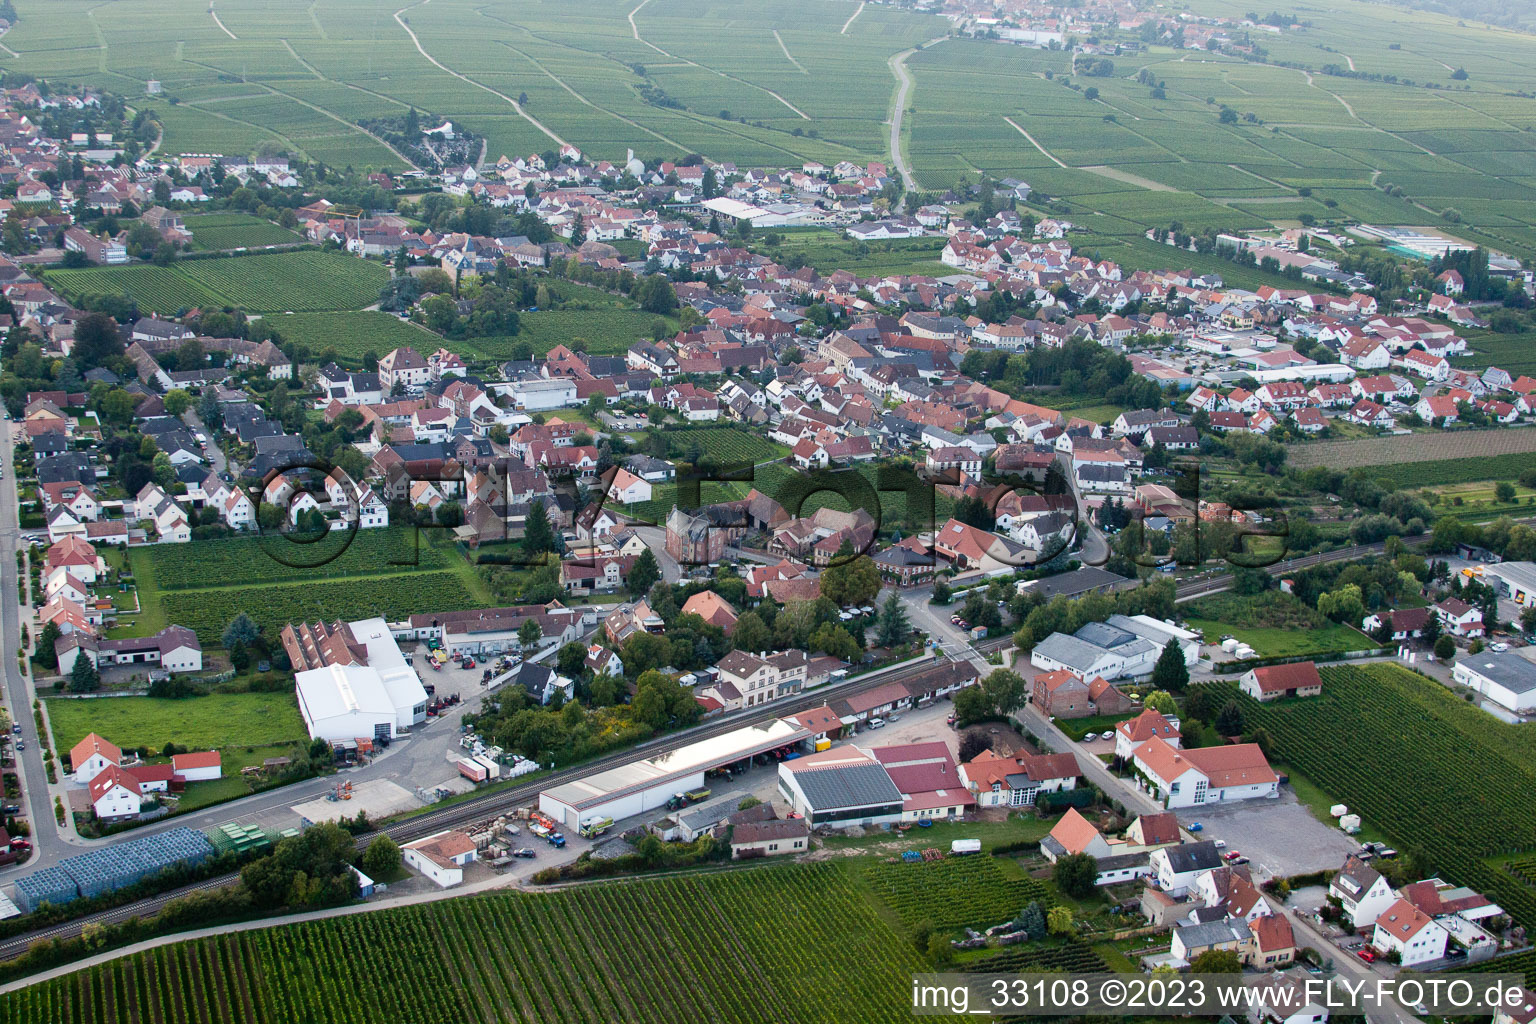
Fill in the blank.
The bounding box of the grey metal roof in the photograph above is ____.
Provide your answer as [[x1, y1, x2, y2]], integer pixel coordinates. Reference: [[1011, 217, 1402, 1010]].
[[1033, 633, 1117, 674], [1455, 650, 1536, 695], [790, 761, 902, 811], [1175, 918, 1251, 947], [1074, 621, 1138, 649], [1161, 840, 1222, 874], [1021, 567, 1130, 600]]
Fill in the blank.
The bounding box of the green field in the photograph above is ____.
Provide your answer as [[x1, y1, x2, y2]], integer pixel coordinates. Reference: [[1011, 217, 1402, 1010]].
[[7, 0, 1536, 253], [1207, 663, 1536, 938], [0, 863, 943, 1023], [1182, 619, 1375, 658], [258, 311, 441, 364], [44, 251, 388, 314], [185, 213, 305, 251], [45, 692, 309, 808], [119, 529, 492, 643], [666, 428, 787, 464], [1368, 452, 1536, 488], [756, 229, 949, 276]]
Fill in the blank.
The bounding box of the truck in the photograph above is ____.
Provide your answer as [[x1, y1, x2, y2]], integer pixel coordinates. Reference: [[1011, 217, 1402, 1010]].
[[579, 816, 613, 839], [458, 758, 489, 783], [471, 754, 501, 780], [546, 830, 567, 848], [684, 787, 712, 803]]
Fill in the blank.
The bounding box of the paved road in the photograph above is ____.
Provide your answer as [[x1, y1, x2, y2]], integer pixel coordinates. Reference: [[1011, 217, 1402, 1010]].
[[179, 409, 228, 479], [0, 420, 68, 867]]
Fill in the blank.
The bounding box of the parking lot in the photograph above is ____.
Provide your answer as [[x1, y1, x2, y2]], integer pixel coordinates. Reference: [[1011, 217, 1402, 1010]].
[[1175, 790, 1360, 880]]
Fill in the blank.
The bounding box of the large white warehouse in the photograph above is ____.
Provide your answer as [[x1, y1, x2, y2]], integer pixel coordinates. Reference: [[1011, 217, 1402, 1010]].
[[539, 718, 810, 828], [292, 617, 427, 742]]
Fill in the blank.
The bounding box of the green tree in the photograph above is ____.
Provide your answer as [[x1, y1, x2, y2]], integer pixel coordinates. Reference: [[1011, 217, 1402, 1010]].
[[163, 389, 192, 417], [628, 547, 660, 596], [1053, 852, 1098, 899], [557, 641, 587, 678], [518, 619, 543, 650], [1047, 905, 1075, 935], [361, 835, 401, 878], [69, 653, 101, 693], [1016, 900, 1047, 936], [222, 612, 261, 650], [34, 621, 62, 669], [1434, 634, 1456, 659], [1144, 690, 1177, 715], [876, 592, 910, 648], [1150, 641, 1189, 691], [981, 669, 1027, 716], [952, 685, 992, 725], [819, 544, 880, 607], [1190, 949, 1244, 973], [730, 610, 771, 654], [523, 499, 556, 555], [1496, 481, 1517, 503], [809, 622, 859, 661], [1215, 699, 1245, 736]]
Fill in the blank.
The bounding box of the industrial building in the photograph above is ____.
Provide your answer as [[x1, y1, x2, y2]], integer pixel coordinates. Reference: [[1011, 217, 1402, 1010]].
[[778, 741, 974, 828], [1484, 561, 1536, 610], [290, 616, 428, 742], [538, 718, 810, 827], [1451, 650, 1536, 713]]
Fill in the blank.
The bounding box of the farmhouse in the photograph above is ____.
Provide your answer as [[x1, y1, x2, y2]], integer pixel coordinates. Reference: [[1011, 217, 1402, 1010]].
[[1132, 738, 1277, 808], [1239, 662, 1323, 702], [960, 749, 1080, 808], [729, 817, 809, 859]]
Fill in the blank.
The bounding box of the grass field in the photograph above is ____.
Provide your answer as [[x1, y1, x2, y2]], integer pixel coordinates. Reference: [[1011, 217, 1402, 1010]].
[[1365, 452, 1536, 488], [118, 528, 492, 643], [44, 251, 388, 314], [185, 213, 305, 251], [1182, 618, 1375, 658], [45, 692, 309, 809]]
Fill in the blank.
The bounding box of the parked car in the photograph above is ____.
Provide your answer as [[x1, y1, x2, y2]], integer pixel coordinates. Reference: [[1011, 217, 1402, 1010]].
[[511, 848, 537, 859], [0, 804, 19, 814], [1490, 642, 1510, 652], [868, 717, 886, 729], [946, 714, 956, 727], [1357, 949, 1377, 963], [885, 713, 901, 723], [1213, 839, 1227, 849], [1223, 850, 1242, 861]]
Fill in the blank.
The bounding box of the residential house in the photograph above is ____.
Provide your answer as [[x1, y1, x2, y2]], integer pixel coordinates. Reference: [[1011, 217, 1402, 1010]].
[[1239, 662, 1323, 702]]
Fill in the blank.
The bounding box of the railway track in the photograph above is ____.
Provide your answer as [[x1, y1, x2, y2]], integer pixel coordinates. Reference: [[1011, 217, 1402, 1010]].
[[0, 654, 953, 962]]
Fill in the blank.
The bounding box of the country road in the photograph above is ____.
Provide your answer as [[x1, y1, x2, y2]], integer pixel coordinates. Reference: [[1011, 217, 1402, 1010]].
[[886, 38, 944, 192]]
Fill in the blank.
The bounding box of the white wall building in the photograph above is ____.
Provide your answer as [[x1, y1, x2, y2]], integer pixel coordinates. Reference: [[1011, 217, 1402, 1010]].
[[294, 617, 428, 742], [1372, 898, 1449, 966]]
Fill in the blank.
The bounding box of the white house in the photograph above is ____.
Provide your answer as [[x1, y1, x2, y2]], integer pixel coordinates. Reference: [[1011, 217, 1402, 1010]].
[[88, 765, 143, 822], [1372, 898, 1449, 966], [70, 732, 121, 785], [403, 830, 477, 887], [1132, 737, 1277, 808], [1149, 841, 1225, 897], [606, 468, 653, 505], [1435, 597, 1484, 637], [1329, 855, 1397, 930], [1114, 708, 1181, 761]]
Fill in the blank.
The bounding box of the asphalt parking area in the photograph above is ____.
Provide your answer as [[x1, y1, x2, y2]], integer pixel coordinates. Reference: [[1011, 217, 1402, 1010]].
[[1175, 790, 1359, 880]]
